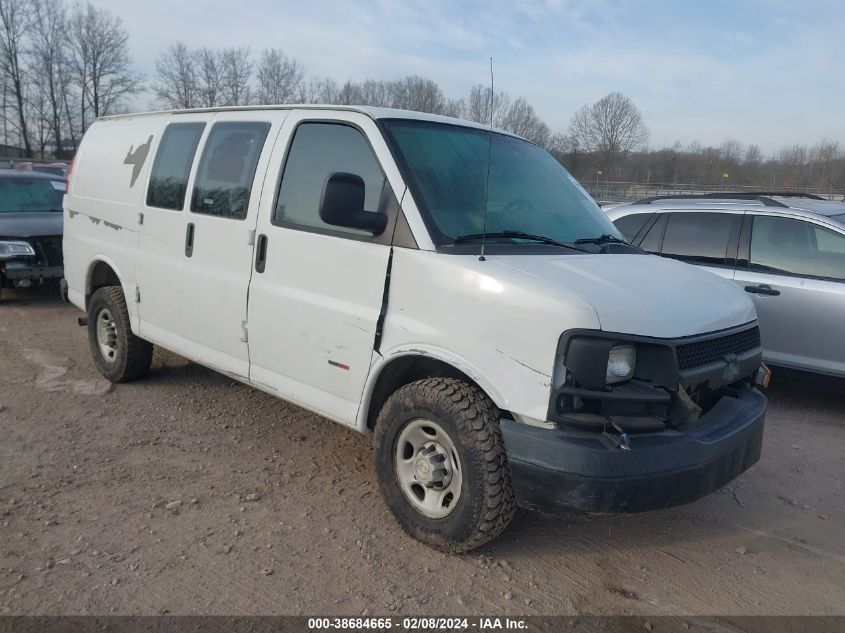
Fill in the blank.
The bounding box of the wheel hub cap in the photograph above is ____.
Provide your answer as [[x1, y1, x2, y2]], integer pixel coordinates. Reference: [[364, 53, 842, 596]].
[[96, 308, 118, 363], [413, 443, 452, 488], [394, 419, 462, 519]]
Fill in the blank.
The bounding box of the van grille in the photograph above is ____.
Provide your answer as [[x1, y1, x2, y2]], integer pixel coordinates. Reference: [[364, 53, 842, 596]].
[[676, 327, 761, 371]]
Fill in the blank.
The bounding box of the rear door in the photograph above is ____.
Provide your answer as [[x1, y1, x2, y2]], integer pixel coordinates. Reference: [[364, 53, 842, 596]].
[[246, 111, 403, 425], [734, 214, 845, 375], [177, 111, 287, 378], [137, 115, 207, 348]]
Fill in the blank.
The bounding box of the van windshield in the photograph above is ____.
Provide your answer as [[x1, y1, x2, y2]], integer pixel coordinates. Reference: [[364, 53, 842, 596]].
[[381, 119, 621, 249]]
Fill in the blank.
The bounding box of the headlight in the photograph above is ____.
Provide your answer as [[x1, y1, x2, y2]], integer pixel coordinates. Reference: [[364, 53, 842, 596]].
[[0, 240, 36, 259], [606, 344, 636, 384]]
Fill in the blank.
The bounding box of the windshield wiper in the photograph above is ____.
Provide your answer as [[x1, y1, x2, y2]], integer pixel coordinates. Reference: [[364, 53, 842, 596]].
[[451, 230, 586, 251], [573, 234, 629, 246]]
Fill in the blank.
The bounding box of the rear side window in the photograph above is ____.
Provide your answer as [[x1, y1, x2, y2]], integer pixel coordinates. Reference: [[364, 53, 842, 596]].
[[613, 213, 651, 242], [146, 122, 205, 210], [661, 212, 739, 265], [274, 122, 386, 236], [750, 215, 845, 281], [191, 121, 271, 220]]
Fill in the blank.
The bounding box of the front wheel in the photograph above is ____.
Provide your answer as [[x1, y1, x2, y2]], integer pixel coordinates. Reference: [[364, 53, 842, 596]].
[[373, 377, 516, 552], [87, 286, 153, 382]]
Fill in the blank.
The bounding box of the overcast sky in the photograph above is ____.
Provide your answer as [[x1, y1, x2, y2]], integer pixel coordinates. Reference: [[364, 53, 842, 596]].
[[96, 0, 844, 154]]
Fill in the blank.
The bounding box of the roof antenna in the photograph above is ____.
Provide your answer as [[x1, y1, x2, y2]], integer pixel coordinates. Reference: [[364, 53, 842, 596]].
[[479, 57, 494, 262]]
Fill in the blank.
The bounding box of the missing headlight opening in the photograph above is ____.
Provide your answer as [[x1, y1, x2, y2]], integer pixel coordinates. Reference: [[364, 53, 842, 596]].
[[554, 326, 764, 433]]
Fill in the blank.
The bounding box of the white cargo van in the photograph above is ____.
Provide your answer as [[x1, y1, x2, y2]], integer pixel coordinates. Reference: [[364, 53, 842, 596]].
[[63, 106, 768, 551]]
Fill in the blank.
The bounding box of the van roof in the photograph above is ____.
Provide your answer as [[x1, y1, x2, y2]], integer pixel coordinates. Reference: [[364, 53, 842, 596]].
[[98, 104, 520, 138]]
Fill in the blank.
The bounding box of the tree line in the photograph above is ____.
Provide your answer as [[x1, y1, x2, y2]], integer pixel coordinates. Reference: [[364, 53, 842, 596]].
[[154, 43, 555, 147], [0, 0, 136, 158], [557, 137, 844, 194], [1, 0, 842, 195]]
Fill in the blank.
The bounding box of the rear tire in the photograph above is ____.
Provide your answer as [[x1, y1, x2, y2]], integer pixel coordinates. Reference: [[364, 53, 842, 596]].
[[373, 377, 516, 552], [87, 286, 152, 382]]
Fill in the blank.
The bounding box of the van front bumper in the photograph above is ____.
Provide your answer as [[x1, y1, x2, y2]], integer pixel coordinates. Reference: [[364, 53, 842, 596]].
[[500, 385, 766, 514]]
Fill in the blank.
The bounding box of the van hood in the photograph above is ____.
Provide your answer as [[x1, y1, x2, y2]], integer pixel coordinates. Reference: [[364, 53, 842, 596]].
[[0, 212, 63, 238], [493, 253, 756, 339]]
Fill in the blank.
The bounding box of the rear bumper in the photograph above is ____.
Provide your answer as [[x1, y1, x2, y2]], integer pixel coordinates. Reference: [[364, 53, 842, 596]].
[[501, 385, 766, 514]]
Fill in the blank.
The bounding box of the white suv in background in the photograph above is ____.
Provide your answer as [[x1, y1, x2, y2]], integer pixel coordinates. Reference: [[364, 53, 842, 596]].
[[63, 106, 768, 551], [607, 193, 845, 377]]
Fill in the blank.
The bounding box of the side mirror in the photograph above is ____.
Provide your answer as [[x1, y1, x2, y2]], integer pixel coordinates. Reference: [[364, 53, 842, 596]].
[[319, 172, 387, 235]]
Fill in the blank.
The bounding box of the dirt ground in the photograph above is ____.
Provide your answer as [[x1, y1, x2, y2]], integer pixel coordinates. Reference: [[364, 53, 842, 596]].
[[1, 291, 843, 616]]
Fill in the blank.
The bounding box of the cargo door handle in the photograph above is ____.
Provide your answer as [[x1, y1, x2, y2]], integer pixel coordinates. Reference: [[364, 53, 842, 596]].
[[744, 284, 780, 296], [255, 234, 267, 273], [185, 223, 195, 257]]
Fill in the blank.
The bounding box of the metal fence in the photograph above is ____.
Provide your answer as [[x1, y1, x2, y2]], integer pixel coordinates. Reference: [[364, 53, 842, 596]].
[[583, 181, 845, 204]]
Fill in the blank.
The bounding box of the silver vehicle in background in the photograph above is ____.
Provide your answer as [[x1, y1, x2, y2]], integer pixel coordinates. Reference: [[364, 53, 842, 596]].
[[606, 193, 845, 378]]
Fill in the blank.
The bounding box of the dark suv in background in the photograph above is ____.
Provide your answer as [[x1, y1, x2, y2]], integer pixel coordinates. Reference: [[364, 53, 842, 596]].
[[0, 170, 66, 301]]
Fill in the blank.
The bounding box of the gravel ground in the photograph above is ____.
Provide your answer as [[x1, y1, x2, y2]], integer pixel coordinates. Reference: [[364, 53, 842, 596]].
[[1, 291, 843, 615]]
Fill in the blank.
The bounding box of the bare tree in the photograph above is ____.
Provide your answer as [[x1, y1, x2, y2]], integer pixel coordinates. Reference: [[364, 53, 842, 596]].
[[810, 139, 840, 189], [442, 97, 466, 119], [154, 42, 196, 108], [390, 75, 444, 114], [334, 79, 361, 105], [69, 2, 137, 132], [195, 47, 224, 107], [778, 144, 808, 166], [28, 76, 50, 157], [502, 97, 551, 146], [358, 79, 392, 107], [296, 76, 326, 103], [744, 144, 762, 165], [255, 48, 302, 104], [720, 138, 744, 164], [220, 46, 250, 105], [30, 0, 68, 156], [568, 92, 649, 169], [0, 0, 33, 156], [464, 84, 510, 127]]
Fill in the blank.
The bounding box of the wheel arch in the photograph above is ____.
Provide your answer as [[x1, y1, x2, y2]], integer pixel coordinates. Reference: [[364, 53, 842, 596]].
[[85, 257, 123, 308], [358, 347, 509, 432]]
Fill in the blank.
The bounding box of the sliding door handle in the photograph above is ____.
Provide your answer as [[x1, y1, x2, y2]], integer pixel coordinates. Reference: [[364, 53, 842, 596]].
[[185, 222, 195, 257], [255, 234, 268, 273]]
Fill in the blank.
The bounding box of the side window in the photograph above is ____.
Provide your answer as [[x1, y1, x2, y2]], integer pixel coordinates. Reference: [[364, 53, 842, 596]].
[[661, 212, 739, 265], [146, 122, 205, 210], [190, 121, 270, 220], [613, 213, 651, 242], [639, 213, 667, 253], [274, 122, 386, 236], [750, 216, 845, 281]]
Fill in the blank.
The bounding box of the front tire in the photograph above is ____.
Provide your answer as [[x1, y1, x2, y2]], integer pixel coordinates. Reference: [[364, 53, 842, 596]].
[[87, 286, 153, 382], [373, 377, 516, 552]]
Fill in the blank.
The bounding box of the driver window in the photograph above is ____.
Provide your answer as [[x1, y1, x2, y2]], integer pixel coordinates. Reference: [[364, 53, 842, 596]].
[[274, 122, 386, 236]]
